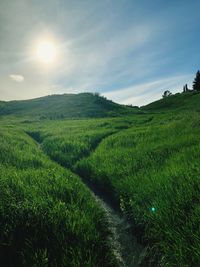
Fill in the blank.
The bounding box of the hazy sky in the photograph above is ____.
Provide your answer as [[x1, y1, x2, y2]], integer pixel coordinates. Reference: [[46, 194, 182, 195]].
[[0, 0, 199, 106]]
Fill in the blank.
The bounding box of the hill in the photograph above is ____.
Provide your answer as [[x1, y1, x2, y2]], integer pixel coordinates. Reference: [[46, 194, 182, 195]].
[[142, 91, 200, 112], [0, 93, 140, 119], [1, 89, 200, 266]]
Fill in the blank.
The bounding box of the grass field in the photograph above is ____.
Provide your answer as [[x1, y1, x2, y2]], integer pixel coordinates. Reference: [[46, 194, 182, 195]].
[[0, 125, 119, 267], [0, 92, 200, 266], [24, 117, 136, 169], [76, 111, 200, 266], [0, 93, 140, 119]]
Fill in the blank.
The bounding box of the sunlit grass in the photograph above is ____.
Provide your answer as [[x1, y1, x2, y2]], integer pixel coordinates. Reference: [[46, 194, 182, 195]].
[[76, 112, 200, 266], [1, 93, 200, 266]]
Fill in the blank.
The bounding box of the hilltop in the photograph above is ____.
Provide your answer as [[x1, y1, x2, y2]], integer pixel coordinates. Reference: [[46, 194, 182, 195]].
[[1, 90, 200, 120], [0, 93, 140, 119], [142, 91, 200, 112], [1, 87, 200, 267]]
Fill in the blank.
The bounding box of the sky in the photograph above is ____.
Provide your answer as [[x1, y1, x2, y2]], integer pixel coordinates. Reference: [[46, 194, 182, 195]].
[[0, 0, 200, 106]]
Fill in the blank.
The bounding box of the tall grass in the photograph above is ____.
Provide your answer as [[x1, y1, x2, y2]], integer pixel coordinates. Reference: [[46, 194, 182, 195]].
[[2, 107, 199, 266], [76, 112, 200, 266], [25, 117, 137, 169], [0, 127, 117, 267]]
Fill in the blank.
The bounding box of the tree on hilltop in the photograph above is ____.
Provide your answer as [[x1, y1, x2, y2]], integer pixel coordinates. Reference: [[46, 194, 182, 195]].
[[183, 84, 188, 92], [162, 90, 172, 98], [193, 70, 200, 91]]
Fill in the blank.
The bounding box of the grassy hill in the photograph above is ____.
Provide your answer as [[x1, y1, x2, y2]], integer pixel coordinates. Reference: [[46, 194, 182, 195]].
[[0, 93, 140, 119], [142, 91, 200, 112], [1, 90, 200, 266]]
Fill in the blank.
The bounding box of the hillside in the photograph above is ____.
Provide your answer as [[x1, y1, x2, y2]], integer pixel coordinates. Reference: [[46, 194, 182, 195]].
[[0, 93, 140, 119], [1, 89, 200, 266], [142, 91, 200, 112]]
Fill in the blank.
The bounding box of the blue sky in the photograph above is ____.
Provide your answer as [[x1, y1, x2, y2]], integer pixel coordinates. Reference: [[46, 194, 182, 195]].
[[0, 0, 199, 105]]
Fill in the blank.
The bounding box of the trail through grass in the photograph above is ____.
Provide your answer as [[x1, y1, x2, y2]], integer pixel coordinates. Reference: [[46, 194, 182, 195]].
[[76, 112, 200, 266], [27, 118, 146, 267], [1, 98, 200, 266], [84, 183, 146, 267], [0, 126, 118, 267]]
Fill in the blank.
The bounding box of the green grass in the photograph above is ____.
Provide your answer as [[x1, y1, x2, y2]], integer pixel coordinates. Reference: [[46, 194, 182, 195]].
[[0, 126, 118, 267], [0, 93, 141, 119], [24, 117, 138, 169], [1, 92, 200, 266], [142, 91, 200, 112], [76, 112, 200, 266]]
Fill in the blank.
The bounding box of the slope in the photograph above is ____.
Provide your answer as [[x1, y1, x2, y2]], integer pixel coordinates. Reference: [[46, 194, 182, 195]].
[[0, 93, 141, 119], [142, 91, 200, 112]]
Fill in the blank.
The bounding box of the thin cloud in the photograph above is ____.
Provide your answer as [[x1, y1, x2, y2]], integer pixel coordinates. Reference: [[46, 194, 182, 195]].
[[9, 74, 24, 82], [0, 1, 199, 101], [103, 74, 193, 106]]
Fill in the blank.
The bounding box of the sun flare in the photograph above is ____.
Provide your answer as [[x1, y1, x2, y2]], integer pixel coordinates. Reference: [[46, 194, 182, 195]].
[[36, 40, 57, 64]]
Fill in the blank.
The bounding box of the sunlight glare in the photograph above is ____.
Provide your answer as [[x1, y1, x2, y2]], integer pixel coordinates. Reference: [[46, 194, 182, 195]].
[[36, 40, 57, 64]]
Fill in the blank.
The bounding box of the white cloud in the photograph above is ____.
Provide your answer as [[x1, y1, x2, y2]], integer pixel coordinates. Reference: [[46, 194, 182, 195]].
[[9, 74, 24, 82], [0, 78, 52, 101], [0, 1, 198, 103], [103, 74, 193, 106]]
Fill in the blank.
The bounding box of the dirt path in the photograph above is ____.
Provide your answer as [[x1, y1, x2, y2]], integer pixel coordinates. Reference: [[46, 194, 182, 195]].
[[86, 182, 147, 267], [26, 131, 147, 266]]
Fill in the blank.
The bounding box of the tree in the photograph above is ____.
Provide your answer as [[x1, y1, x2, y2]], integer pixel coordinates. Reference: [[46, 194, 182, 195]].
[[162, 90, 172, 98], [193, 70, 200, 91], [183, 84, 188, 92]]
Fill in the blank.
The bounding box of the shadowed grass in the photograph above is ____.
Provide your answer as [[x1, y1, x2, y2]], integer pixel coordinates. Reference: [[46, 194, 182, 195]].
[[0, 127, 118, 267]]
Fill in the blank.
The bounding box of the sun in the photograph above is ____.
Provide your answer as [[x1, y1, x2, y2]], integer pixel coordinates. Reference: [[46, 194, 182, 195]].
[[36, 40, 57, 64]]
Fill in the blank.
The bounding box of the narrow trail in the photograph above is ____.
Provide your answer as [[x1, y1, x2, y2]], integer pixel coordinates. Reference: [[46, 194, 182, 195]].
[[80, 175, 147, 267], [26, 131, 147, 267], [92, 192, 146, 267]]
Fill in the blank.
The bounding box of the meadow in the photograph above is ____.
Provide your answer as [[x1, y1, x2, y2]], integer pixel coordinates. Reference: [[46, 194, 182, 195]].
[[24, 117, 136, 169], [76, 111, 200, 266], [1, 92, 200, 266], [0, 124, 119, 267]]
